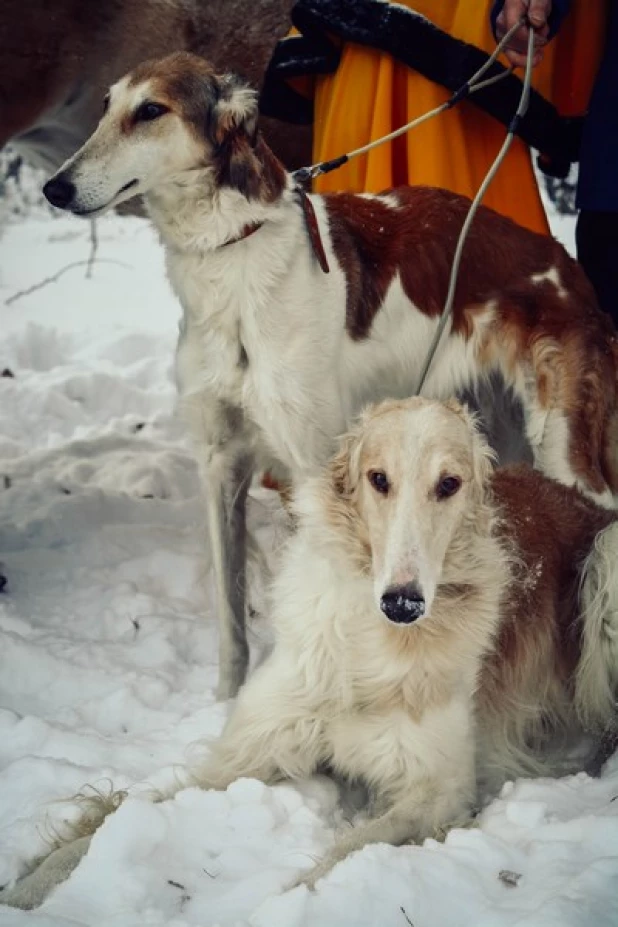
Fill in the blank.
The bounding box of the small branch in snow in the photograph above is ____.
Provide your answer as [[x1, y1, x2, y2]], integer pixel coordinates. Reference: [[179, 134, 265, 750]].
[[498, 869, 522, 887], [5, 258, 129, 305], [400, 906, 415, 926], [86, 220, 98, 278]]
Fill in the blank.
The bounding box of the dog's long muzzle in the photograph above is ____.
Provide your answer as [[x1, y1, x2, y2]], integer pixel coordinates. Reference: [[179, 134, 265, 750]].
[[380, 583, 425, 624]]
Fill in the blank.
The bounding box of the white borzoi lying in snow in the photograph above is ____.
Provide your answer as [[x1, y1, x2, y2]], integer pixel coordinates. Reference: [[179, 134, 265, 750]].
[[4, 397, 617, 907], [194, 396, 618, 885], [42, 52, 618, 699]]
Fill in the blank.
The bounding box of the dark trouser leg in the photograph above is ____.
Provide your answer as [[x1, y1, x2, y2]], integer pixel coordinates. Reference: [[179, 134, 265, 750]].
[[576, 210, 618, 325]]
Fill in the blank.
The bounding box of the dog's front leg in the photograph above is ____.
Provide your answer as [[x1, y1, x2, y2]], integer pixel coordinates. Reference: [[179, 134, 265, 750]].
[[292, 800, 424, 890], [191, 652, 324, 789], [294, 772, 475, 890], [181, 391, 254, 698], [202, 445, 253, 699]]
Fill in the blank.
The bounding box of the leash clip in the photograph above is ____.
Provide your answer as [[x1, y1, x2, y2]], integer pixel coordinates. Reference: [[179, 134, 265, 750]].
[[292, 166, 315, 185], [292, 154, 350, 186]]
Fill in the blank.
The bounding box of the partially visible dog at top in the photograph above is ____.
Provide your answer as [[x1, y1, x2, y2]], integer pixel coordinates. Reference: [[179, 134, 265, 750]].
[[42, 51, 618, 703], [3, 396, 618, 908], [0, 0, 306, 176]]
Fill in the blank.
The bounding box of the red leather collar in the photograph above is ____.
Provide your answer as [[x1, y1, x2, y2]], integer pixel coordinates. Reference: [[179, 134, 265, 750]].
[[220, 222, 264, 247], [219, 191, 330, 275]]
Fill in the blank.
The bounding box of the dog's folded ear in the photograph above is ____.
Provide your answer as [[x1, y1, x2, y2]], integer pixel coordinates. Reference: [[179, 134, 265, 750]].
[[444, 398, 495, 485], [212, 73, 259, 146], [210, 72, 285, 202], [329, 429, 363, 499], [445, 400, 495, 527]]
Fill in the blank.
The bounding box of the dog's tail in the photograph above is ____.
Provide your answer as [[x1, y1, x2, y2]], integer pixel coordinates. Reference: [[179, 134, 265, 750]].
[[0, 787, 129, 910], [0, 779, 184, 910], [0, 835, 94, 910], [576, 521, 618, 732]]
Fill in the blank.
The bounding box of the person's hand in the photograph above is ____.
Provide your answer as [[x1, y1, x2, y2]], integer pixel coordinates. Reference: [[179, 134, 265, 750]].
[[495, 0, 552, 67]]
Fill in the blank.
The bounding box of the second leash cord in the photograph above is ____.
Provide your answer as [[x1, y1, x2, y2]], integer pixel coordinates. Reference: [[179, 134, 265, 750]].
[[415, 22, 536, 394]]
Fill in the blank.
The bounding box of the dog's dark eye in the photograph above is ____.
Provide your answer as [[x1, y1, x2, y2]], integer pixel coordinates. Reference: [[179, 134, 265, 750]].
[[436, 476, 461, 500], [134, 102, 169, 123], [102, 94, 110, 115], [368, 470, 390, 495]]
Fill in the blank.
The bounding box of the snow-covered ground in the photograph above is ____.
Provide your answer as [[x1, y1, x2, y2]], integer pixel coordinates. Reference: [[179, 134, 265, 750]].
[[0, 171, 617, 927]]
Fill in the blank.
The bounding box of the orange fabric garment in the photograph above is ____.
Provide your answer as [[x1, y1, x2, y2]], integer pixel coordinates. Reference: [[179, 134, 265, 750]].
[[309, 1, 605, 234]]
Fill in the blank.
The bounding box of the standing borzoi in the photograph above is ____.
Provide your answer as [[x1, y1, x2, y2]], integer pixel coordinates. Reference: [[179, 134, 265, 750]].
[[43, 52, 618, 698], [4, 395, 617, 907]]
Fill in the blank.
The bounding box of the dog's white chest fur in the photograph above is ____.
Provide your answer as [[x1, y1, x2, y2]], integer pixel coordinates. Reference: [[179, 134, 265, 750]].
[[162, 200, 350, 475], [172, 251, 248, 406]]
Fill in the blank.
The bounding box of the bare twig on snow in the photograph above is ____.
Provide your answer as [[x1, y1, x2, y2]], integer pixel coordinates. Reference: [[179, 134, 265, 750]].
[[6, 258, 129, 305]]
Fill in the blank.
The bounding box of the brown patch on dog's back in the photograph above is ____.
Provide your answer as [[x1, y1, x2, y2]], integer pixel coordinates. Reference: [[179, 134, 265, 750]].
[[324, 186, 602, 340], [325, 195, 404, 339]]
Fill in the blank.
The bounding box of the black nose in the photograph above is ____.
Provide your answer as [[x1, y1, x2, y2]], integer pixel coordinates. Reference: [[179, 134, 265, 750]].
[[380, 584, 425, 624], [43, 175, 76, 209]]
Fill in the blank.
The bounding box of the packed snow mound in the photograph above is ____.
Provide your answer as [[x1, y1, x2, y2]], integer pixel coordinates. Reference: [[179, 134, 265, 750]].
[[0, 186, 617, 927]]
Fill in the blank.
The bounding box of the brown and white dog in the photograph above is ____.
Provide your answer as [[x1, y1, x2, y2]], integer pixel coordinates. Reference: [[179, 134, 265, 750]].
[[42, 52, 618, 698], [4, 396, 617, 907]]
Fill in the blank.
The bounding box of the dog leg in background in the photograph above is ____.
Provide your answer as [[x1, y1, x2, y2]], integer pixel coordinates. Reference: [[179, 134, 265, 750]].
[[511, 344, 616, 507], [180, 391, 255, 699], [202, 447, 253, 699], [534, 406, 616, 509]]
